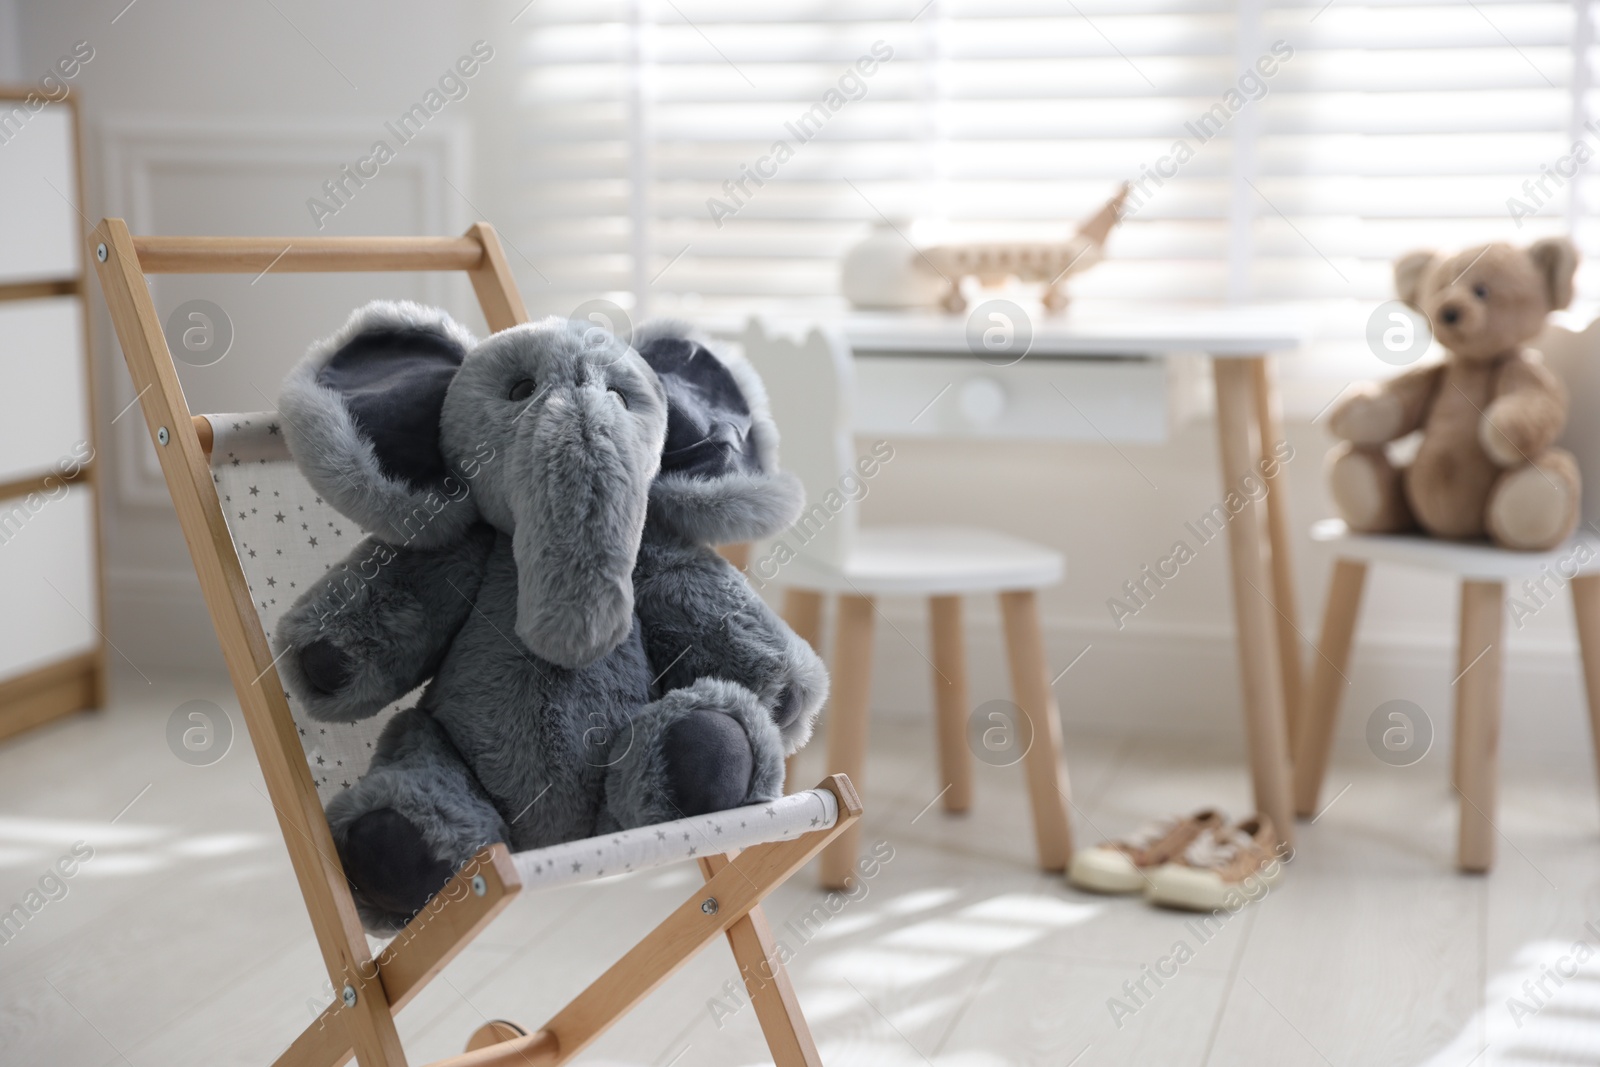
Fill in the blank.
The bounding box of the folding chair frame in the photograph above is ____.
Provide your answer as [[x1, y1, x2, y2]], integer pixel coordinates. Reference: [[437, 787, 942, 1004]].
[[90, 217, 862, 1067]]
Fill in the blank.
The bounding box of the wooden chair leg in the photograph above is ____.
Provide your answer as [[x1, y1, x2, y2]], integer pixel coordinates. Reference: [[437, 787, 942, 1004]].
[[1455, 580, 1504, 873], [437, 781, 861, 1067], [701, 854, 822, 1067], [929, 595, 973, 813], [1571, 575, 1600, 798], [466, 1021, 528, 1053], [280, 846, 523, 1067], [998, 589, 1073, 871], [820, 595, 876, 889], [783, 588, 826, 651], [716, 541, 752, 571], [527, 777, 860, 1067], [782, 589, 826, 794], [1293, 558, 1368, 816]]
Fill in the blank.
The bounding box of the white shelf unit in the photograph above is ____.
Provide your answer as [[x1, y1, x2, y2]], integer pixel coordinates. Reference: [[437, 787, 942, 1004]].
[[0, 86, 106, 740]]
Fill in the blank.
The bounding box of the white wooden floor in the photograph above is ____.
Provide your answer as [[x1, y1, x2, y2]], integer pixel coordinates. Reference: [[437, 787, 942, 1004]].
[[4, 673, 1600, 1067]]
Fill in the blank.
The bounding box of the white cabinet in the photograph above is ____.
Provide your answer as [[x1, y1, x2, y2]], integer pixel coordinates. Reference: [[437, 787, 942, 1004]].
[[0, 299, 89, 481], [0, 489, 98, 678], [0, 90, 104, 740], [0, 105, 81, 284]]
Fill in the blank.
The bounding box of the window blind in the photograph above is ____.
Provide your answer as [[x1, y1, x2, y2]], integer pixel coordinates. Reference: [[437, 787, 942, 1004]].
[[512, 0, 1597, 367]]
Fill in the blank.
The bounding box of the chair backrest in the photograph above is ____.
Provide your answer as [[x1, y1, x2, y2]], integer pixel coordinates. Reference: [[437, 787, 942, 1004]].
[[93, 223, 532, 1030], [1535, 316, 1600, 530], [731, 319, 859, 570], [204, 412, 402, 803]]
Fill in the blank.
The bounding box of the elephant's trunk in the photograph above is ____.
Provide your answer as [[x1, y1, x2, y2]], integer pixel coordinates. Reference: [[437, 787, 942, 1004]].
[[511, 379, 660, 669]]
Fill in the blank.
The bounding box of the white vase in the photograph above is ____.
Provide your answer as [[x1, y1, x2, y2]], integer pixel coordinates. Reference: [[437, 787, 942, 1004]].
[[839, 222, 946, 310]]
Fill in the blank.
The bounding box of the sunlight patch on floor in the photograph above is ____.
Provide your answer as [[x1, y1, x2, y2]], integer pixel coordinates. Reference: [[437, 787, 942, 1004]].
[[1419, 938, 1600, 1065]]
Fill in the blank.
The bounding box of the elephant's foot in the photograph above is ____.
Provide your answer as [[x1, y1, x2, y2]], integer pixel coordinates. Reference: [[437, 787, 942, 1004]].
[[607, 677, 785, 827], [1487, 449, 1580, 551], [340, 807, 456, 926], [663, 707, 755, 816]]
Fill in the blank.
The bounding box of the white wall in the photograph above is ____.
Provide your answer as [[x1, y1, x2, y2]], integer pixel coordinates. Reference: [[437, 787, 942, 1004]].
[[11, 0, 1595, 762], [12, 0, 495, 673]]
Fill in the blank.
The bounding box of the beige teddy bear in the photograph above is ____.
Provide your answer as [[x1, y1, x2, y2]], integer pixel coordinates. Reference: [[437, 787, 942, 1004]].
[[1327, 238, 1581, 551]]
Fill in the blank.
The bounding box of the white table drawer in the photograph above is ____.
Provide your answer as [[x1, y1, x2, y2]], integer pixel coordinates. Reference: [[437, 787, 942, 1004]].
[[0, 485, 97, 678], [853, 353, 1172, 443]]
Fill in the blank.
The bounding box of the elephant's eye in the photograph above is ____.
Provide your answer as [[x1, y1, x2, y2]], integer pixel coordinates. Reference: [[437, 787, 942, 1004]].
[[608, 386, 629, 410], [508, 379, 536, 402], [1472, 283, 1488, 300]]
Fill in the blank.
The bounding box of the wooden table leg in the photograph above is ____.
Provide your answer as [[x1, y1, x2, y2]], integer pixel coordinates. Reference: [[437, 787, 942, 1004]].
[[781, 588, 825, 793], [999, 589, 1073, 871], [1293, 558, 1367, 817], [929, 595, 973, 813], [820, 594, 875, 889], [1251, 356, 1305, 751], [1212, 358, 1295, 847], [1455, 579, 1504, 873]]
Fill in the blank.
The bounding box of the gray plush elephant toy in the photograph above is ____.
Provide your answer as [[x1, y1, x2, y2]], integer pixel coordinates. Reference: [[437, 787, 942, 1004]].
[[272, 302, 826, 932]]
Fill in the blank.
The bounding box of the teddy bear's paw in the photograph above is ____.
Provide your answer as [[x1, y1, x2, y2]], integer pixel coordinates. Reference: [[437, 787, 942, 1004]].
[[1328, 386, 1404, 445], [1480, 405, 1538, 468], [663, 708, 756, 816], [340, 807, 456, 930], [1327, 444, 1412, 533], [1487, 450, 1580, 551]]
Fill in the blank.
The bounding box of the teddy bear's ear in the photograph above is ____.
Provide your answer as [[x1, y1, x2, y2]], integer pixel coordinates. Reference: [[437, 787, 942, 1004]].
[[1529, 236, 1579, 311], [1394, 249, 1441, 311], [278, 301, 481, 547], [633, 319, 803, 544]]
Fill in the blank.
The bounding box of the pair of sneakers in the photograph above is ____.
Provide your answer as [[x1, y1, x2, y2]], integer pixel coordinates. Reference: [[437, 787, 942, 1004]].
[[1067, 809, 1286, 911]]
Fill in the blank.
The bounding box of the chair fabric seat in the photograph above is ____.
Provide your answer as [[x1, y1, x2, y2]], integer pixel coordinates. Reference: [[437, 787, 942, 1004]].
[[510, 788, 839, 890], [777, 524, 1064, 595], [1311, 518, 1600, 580], [209, 411, 389, 802]]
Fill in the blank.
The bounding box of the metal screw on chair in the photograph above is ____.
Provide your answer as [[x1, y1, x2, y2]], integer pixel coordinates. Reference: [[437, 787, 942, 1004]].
[[157, 426, 170, 446], [700, 897, 718, 915], [471, 874, 487, 897], [96, 242, 107, 262], [341, 984, 357, 1008]]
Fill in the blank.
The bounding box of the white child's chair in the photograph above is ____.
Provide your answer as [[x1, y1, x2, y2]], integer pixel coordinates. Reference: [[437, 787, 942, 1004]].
[[1295, 317, 1600, 871], [732, 319, 1074, 889]]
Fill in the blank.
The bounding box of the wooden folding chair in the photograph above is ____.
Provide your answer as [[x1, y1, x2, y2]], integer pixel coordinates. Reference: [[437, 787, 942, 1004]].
[[90, 217, 861, 1067]]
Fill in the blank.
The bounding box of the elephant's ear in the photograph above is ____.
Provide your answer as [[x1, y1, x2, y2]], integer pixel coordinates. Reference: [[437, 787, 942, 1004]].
[[279, 301, 480, 548], [634, 320, 804, 544]]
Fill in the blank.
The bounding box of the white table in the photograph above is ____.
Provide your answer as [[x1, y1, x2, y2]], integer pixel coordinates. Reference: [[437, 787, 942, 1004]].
[[824, 306, 1315, 845]]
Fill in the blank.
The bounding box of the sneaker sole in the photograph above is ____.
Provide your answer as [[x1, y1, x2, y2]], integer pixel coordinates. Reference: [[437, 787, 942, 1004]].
[[1144, 859, 1285, 912], [1067, 850, 1148, 895]]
